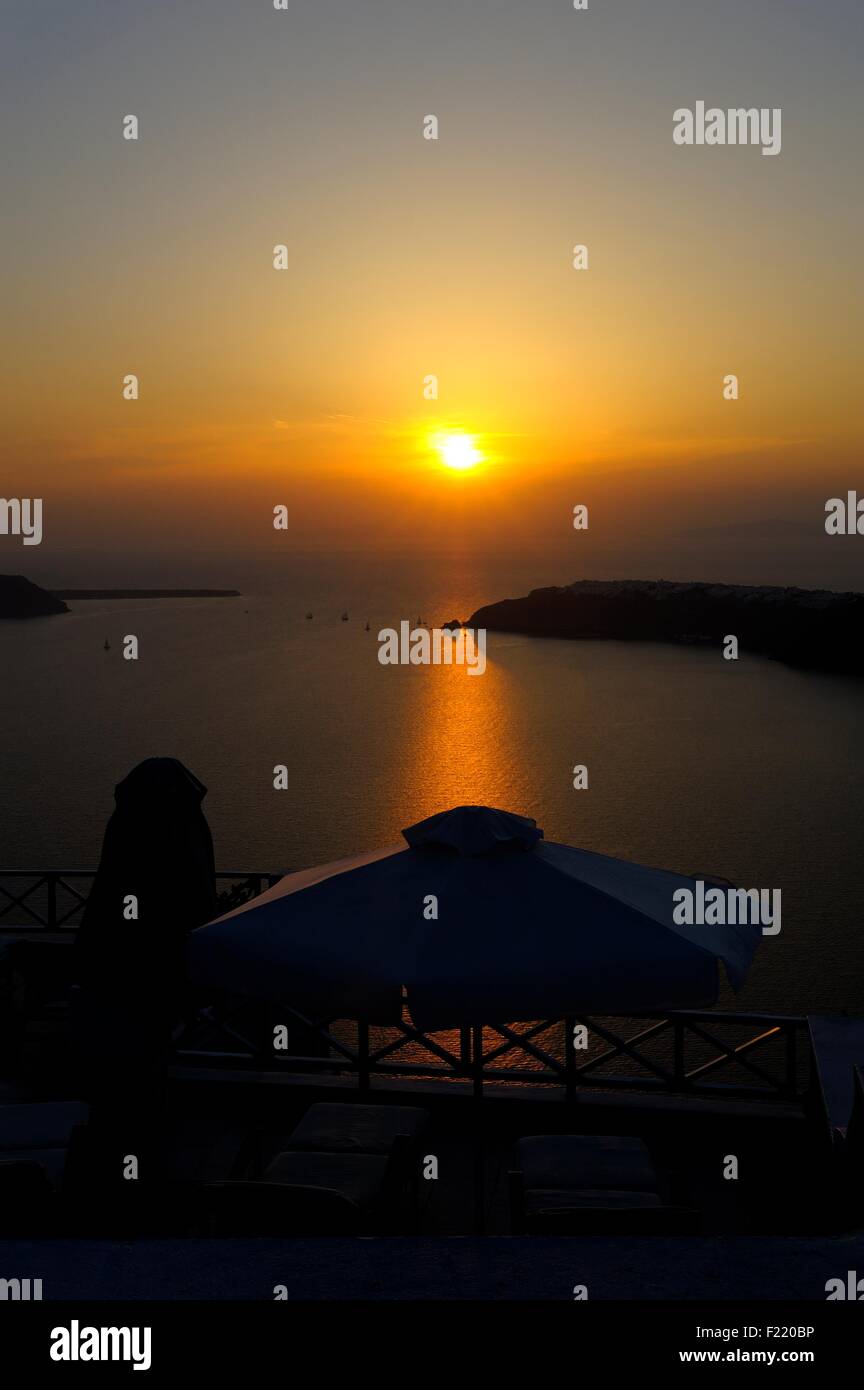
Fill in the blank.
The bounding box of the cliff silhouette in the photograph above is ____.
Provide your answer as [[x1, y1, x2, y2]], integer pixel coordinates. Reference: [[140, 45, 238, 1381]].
[[470, 580, 864, 676], [0, 575, 68, 618]]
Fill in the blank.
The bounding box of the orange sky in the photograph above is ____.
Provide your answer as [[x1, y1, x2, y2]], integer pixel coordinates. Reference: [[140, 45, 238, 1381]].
[[1, 0, 861, 581]]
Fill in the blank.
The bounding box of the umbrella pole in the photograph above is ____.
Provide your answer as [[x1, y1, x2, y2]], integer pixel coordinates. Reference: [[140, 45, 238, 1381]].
[[472, 1022, 485, 1235]]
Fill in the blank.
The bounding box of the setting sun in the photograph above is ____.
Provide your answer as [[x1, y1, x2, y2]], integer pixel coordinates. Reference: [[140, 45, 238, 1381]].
[[433, 432, 483, 472]]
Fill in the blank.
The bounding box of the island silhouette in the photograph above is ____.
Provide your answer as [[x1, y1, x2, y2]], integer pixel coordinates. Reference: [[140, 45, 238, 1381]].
[[470, 579, 864, 676]]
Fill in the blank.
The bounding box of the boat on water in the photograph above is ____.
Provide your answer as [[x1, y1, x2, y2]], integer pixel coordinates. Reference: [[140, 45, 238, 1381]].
[[341, 611, 349, 621], [305, 612, 313, 620], [103, 639, 110, 651], [365, 621, 370, 631]]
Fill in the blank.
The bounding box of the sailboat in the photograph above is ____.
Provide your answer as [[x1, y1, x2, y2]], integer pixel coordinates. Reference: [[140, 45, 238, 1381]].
[[341, 611, 349, 622], [103, 639, 110, 651]]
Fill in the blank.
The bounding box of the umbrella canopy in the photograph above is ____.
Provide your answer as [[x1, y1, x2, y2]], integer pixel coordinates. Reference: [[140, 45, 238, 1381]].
[[187, 806, 760, 1031]]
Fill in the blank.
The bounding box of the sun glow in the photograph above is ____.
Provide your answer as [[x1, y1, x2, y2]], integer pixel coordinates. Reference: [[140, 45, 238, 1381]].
[[432, 432, 483, 471]]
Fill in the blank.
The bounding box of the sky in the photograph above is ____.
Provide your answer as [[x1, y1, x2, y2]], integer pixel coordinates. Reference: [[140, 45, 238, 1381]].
[[1, 0, 862, 586]]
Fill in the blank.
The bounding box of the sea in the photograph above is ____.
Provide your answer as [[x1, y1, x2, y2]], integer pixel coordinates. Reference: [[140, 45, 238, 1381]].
[[1, 549, 862, 1018]]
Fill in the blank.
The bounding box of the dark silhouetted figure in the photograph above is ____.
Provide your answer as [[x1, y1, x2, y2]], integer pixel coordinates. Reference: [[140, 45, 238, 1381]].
[[71, 758, 217, 1232]]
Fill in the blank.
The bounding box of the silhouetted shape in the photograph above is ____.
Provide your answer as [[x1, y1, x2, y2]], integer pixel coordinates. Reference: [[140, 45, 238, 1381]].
[[75, 758, 216, 1009], [0, 574, 68, 618], [470, 579, 864, 675], [72, 759, 217, 1232]]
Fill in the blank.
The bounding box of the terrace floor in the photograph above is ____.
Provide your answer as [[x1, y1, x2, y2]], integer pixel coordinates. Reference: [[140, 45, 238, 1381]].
[[3, 1234, 863, 1301]]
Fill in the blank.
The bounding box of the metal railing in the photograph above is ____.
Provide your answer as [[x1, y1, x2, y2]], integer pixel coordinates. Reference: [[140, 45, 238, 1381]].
[[173, 999, 811, 1104], [0, 869, 281, 930]]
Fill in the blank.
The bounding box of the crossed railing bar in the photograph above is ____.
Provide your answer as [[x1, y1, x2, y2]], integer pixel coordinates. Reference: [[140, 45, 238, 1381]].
[[0, 871, 281, 929], [173, 1000, 809, 1103], [0, 872, 93, 928]]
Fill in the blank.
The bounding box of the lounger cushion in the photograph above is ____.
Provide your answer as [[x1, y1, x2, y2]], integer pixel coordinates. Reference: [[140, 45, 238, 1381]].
[[525, 1187, 663, 1216], [263, 1151, 389, 1209], [0, 1151, 68, 1189], [0, 1102, 89, 1151], [286, 1103, 429, 1155], [517, 1135, 658, 1193]]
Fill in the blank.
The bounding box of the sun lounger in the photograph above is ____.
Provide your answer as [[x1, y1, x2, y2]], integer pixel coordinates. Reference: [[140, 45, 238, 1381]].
[[204, 1103, 431, 1235], [204, 1151, 391, 1235], [0, 1158, 57, 1236], [845, 1065, 864, 1154], [0, 1100, 90, 1151], [509, 1134, 699, 1235], [0, 1100, 90, 1187], [0, 1101, 91, 1235], [282, 1101, 429, 1154], [837, 1064, 864, 1228]]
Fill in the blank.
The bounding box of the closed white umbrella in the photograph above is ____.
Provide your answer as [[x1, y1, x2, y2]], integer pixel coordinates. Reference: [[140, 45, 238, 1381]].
[[187, 806, 760, 1029]]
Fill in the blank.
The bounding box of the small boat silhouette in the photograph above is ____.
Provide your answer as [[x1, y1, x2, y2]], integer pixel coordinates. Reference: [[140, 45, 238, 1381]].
[[365, 620, 370, 631], [341, 611, 349, 622], [306, 612, 313, 620], [103, 639, 110, 651]]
